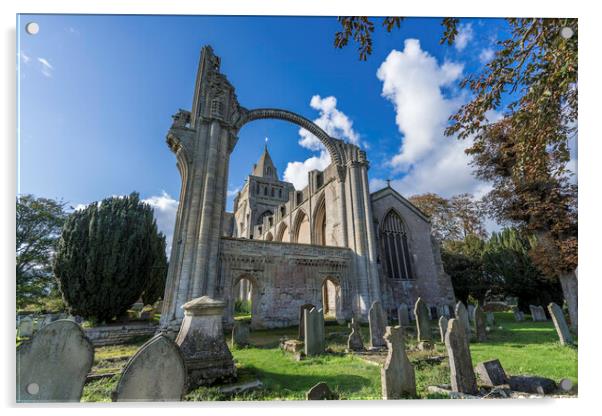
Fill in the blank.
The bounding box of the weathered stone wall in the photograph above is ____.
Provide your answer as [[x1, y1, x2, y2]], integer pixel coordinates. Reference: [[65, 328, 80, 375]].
[[218, 237, 354, 329], [370, 188, 456, 317]]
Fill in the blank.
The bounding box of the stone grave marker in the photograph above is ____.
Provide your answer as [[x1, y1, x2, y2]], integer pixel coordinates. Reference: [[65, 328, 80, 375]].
[[306, 382, 337, 400], [444, 318, 478, 395], [454, 301, 471, 340], [547, 302, 573, 346], [17, 316, 33, 338], [474, 305, 487, 342], [298, 303, 315, 340], [512, 307, 524, 322], [232, 321, 250, 347], [113, 334, 187, 402], [486, 312, 495, 326], [474, 359, 508, 386], [346, 317, 364, 351], [467, 304, 476, 324], [438, 316, 448, 343], [139, 307, 156, 321], [414, 297, 432, 342], [381, 326, 416, 399], [397, 303, 410, 326], [175, 296, 236, 388], [17, 320, 94, 402], [529, 305, 546, 321], [508, 375, 557, 394], [304, 307, 325, 356], [369, 301, 386, 348]]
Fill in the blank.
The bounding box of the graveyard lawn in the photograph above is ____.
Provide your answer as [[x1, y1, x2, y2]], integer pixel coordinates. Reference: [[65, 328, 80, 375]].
[[81, 312, 577, 401]]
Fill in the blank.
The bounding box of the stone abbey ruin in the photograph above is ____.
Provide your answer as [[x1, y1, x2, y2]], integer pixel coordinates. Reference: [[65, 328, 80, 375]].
[[159, 46, 455, 334]]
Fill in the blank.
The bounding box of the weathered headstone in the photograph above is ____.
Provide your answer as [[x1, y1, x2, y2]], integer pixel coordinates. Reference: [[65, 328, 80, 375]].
[[306, 382, 337, 400], [298, 303, 315, 340], [486, 312, 495, 326], [369, 301, 386, 348], [381, 326, 416, 399], [444, 318, 478, 395], [175, 296, 236, 388], [346, 317, 364, 351], [17, 320, 94, 402], [438, 316, 448, 343], [474, 359, 508, 386], [508, 375, 557, 394], [397, 303, 410, 326], [467, 304, 476, 324], [17, 316, 33, 338], [231, 321, 250, 347], [113, 334, 187, 402], [304, 307, 325, 356], [474, 305, 487, 342], [529, 304, 547, 321], [512, 307, 524, 322], [414, 297, 432, 342], [547, 302, 573, 346], [454, 301, 471, 340]]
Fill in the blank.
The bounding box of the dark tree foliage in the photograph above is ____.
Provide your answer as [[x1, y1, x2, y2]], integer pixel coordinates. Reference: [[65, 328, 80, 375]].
[[482, 229, 563, 311], [16, 195, 67, 310], [141, 236, 168, 306], [54, 193, 167, 322]]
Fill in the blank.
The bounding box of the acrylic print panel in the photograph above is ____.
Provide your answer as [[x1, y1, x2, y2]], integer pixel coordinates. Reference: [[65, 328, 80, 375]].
[[16, 14, 578, 402]]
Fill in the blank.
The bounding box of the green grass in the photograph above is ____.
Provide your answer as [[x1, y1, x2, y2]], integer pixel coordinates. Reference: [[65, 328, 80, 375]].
[[80, 312, 577, 401]]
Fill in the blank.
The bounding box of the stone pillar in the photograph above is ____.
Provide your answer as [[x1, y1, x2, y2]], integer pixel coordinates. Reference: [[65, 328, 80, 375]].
[[175, 296, 236, 388]]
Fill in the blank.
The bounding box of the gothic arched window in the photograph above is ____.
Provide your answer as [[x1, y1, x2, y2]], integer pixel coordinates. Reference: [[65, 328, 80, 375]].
[[379, 210, 414, 280]]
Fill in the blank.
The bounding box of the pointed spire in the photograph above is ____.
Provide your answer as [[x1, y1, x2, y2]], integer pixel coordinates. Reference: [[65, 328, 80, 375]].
[[252, 142, 278, 179]]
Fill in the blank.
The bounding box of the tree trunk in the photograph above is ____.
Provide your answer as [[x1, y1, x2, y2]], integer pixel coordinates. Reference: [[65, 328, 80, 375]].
[[558, 271, 578, 332]]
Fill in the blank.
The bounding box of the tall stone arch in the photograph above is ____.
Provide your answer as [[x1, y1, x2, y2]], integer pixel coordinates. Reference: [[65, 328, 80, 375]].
[[159, 45, 381, 333]]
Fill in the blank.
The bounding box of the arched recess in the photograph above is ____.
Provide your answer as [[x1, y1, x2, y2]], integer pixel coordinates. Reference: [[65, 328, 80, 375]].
[[379, 209, 414, 280], [292, 210, 310, 244], [232, 273, 259, 327], [313, 195, 327, 246], [235, 108, 345, 169], [265, 232, 273, 241], [256, 209, 273, 226], [276, 223, 289, 242], [321, 276, 342, 320]]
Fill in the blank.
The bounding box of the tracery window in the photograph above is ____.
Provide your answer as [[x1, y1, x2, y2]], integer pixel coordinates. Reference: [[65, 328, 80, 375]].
[[379, 210, 414, 280]]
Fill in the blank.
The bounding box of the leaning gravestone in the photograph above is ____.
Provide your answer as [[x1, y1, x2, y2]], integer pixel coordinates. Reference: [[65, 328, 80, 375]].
[[438, 316, 448, 343], [347, 317, 364, 351], [17, 316, 33, 338], [369, 301, 386, 348], [298, 303, 315, 340], [304, 307, 325, 356], [547, 302, 573, 346], [17, 320, 94, 402], [175, 296, 236, 388], [381, 326, 416, 399], [414, 297, 432, 342], [444, 318, 478, 395], [474, 305, 487, 342], [475, 359, 508, 386], [455, 301, 471, 340], [397, 303, 410, 326], [113, 334, 187, 402], [232, 321, 250, 347], [306, 382, 337, 400]]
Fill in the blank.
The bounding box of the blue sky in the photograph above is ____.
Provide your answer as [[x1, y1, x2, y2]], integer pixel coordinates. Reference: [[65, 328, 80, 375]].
[[18, 15, 575, 249]]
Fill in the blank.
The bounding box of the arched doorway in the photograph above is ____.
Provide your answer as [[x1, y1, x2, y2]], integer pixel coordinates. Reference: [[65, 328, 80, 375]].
[[321, 277, 342, 321], [293, 210, 310, 244], [313, 196, 326, 245], [232, 275, 256, 326]]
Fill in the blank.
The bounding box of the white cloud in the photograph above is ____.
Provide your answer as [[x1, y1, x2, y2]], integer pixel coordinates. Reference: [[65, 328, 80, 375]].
[[374, 38, 496, 200], [37, 57, 54, 77], [143, 191, 178, 255], [284, 151, 330, 190], [284, 95, 359, 189], [479, 48, 495, 64], [19, 51, 31, 64], [454, 23, 474, 51], [227, 187, 240, 197]]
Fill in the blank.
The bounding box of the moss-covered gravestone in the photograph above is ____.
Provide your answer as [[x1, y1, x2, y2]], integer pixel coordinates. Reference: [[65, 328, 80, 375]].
[[548, 302, 573, 346], [414, 297, 432, 342], [444, 318, 478, 395], [381, 326, 416, 399]]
